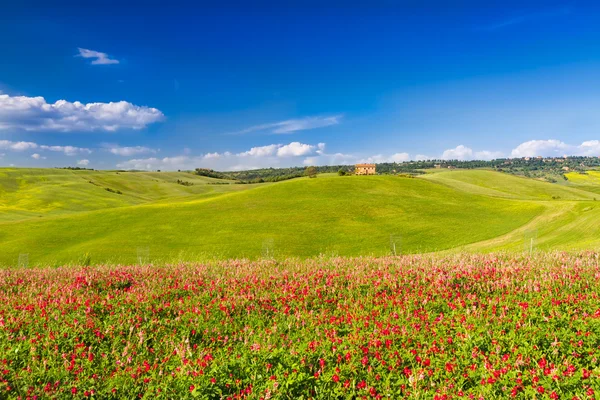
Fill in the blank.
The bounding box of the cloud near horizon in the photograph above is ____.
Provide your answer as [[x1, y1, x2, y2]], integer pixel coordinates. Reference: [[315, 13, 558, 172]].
[[510, 139, 600, 158], [441, 145, 503, 161], [0, 140, 91, 156], [5, 138, 600, 171], [0, 94, 164, 132], [116, 142, 334, 171], [114, 142, 424, 171], [106, 145, 158, 156], [115, 139, 600, 172], [77, 48, 119, 65]]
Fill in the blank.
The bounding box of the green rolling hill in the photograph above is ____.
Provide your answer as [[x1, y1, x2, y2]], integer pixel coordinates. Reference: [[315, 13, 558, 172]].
[[0, 168, 257, 222], [0, 167, 599, 266]]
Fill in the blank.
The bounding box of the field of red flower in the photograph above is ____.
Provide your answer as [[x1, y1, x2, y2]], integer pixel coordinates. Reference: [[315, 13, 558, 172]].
[[1, 253, 600, 399]]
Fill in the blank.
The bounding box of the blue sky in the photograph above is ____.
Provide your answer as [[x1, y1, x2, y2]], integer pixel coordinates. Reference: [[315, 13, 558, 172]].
[[1, 1, 600, 170]]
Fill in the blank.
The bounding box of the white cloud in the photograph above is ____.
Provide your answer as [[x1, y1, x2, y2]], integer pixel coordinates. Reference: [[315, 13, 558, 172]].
[[203, 152, 222, 159], [40, 145, 92, 156], [117, 141, 325, 171], [77, 159, 90, 166], [0, 94, 164, 132], [117, 156, 193, 171], [510, 139, 600, 158], [441, 145, 503, 161], [0, 140, 38, 151], [360, 153, 411, 163], [237, 142, 317, 158], [511, 139, 600, 158], [510, 140, 568, 158], [31, 153, 46, 160], [108, 145, 157, 156], [231, 115, 341, 135], [276, 142, 316, 157], [77, 48, 119, 65], [0, 140, 91, 157], [239, 144, 280, 157], [441, 145, 474, 160], [475, 150, 504, 160], [303, 152, 354, 166], [579, 140, 600, 156]]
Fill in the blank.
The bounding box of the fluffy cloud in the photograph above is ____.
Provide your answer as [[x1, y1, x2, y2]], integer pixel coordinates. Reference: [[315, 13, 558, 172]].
[[77, 159, 90, 166], [238, 144, 280, 157], [441, 145, 474, 160], [276, 142, 316, 157], [40, 145, 92, 156], [107, 145, 157, 156], [115, 141, 424, 172], [303, 153, 355, 166], [77, 48, 119, 65], [0, 140, 91, 156], [441, 145, 503, 161], [31, 153, 46, 160], [0, 140, 38, 151], [510, 140, 568, 158], [116, 156, 194, 171], [510, 139, 600, 158], [117, 142, 326, 171], [475, 150, 504, 160], [232, 115, 341, 135], [415, 154, 432, 161], [237, 142, 318, 158], [579, 140, 600, 156], [0, 94, 164, 132], [360, 153, 411, 163], [439, 140, 600, 161]]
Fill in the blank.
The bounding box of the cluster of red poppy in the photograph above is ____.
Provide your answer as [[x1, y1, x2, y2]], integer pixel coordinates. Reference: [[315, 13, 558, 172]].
[[0, 252, 599, 398]]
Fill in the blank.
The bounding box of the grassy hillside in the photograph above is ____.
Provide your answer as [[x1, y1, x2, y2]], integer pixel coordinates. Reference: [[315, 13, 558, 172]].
[[421, 169, 598, 200], [0, 173, 543, 265], [0, 168, 255, 222], [564, 170, 600, 195], [1, 167, 600, 266]]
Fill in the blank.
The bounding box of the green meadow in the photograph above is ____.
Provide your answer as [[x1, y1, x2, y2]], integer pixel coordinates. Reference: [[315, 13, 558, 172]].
[[0, 167, 599, 266]]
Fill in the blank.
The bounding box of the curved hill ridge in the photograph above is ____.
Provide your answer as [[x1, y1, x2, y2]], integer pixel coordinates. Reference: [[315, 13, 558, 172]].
[[421, 169, 599, 200], [0, 168, 251, 222], [0, 167, 599, 266]]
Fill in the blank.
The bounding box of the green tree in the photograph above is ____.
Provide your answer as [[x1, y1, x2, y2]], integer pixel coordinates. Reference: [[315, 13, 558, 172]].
[[305, 166, 318, 178]]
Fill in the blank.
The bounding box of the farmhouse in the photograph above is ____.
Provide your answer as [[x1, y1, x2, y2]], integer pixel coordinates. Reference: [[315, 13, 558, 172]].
[[355, 163, 376, 175]]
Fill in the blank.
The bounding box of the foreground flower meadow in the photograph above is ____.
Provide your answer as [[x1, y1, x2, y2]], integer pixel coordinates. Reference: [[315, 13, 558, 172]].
[[1, 253, 600, 399]]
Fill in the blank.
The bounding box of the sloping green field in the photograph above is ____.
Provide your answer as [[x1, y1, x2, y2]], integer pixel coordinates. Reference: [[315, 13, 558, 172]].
[[0, 167, 599, 266], [421, 169, 598, 200], [564, 170, 600, 195], [0, 168, 254, 222]]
